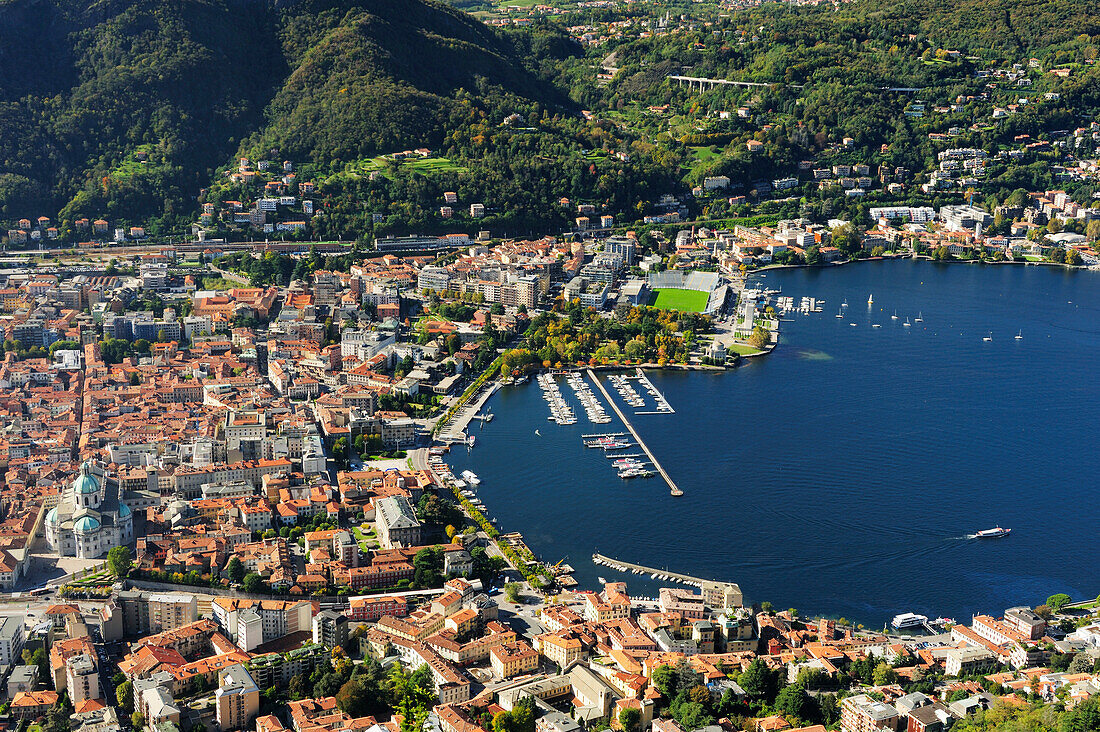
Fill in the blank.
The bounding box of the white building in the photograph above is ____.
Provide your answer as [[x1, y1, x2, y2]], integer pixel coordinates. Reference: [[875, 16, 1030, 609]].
[[0, 617, 26, 667], [45, 462, 134, 559]]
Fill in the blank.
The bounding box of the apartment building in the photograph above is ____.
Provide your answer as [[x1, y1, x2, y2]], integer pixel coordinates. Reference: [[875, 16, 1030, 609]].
[[216, 664, 260, 731]]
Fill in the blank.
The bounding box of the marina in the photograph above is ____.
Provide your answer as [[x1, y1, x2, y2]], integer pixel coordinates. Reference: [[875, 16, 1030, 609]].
[[606, 370, 675, 415], [537, 373, 576, 425], [588, 369, 682, 496], [565, 372, 613, 424]]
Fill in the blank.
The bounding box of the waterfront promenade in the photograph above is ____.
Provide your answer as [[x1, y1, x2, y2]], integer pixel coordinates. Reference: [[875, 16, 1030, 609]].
[[586, 369, 683, 496], [438, 382, 499, 441]]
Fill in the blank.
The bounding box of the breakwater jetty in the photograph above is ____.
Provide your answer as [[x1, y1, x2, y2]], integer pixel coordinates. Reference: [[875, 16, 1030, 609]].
[[592, 552, 743, 606], [587, 369, 683, 496]]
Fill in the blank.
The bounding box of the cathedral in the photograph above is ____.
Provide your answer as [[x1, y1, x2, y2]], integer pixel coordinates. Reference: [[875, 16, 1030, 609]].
[[45, 461, 135, 559]]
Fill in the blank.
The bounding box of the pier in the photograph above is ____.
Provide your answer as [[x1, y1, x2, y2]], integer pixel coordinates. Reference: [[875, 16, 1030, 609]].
[[439, 383, 499, 442], [592, 552, 742, 606], [634, 368, 675, 414], [587, 370, 683, 496]]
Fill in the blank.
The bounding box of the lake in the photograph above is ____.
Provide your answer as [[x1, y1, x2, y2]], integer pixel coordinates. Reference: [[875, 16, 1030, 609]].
[[445, 260, 1100, 625]]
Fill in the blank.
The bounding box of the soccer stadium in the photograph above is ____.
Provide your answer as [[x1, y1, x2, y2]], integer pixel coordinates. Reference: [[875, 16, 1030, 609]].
[[645, 270, 727, 314]]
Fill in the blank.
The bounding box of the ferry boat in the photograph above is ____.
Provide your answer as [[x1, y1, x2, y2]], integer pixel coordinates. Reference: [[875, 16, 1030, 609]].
[[891, 612, 928, 629], [460, 470, 481, 486], [976, 526, 1010, 538]]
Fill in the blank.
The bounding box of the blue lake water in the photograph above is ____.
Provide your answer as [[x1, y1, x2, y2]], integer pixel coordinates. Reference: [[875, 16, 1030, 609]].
[[446, 260, 1100, 625]]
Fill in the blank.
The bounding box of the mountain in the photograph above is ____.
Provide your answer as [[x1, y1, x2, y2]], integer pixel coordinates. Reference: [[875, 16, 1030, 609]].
[[0, 0, 569, 233]]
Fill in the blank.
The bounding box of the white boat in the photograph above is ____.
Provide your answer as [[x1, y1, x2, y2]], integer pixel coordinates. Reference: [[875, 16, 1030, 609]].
[[891, 310, 898, 320], [872, 323, 882, 328], [976, 526, 1011, 538], [598, 576, 607, 584], [867, 294, 873, 305], [903, 317, 911, 327], [461, 470, 481, 486], [915, 311, 923, 322], [891, 612, 929, 629], [1015, 330, 1022, 340], [836, 310, 843, 318], [467, 435, 477, 447], [983, 332, 992, 342]]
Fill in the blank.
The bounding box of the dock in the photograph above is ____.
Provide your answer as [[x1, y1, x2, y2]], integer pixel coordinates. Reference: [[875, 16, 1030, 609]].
[[635, 368, 675, 414], [587, 370, 683, 496], [439, 383, 499, 442], [592, 552, 742, 605]]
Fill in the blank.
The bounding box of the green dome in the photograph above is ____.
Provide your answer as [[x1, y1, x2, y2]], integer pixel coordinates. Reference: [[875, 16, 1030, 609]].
[[73, 516, 100, 533], [46, 507, 59, 524], [73, 467, 100, 495], [118, 503, 131, 518]]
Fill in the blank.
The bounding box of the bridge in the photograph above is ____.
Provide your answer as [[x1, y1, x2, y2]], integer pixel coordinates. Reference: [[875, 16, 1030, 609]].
[[669, 75, 804, 91], [669, 75, 923, 95]]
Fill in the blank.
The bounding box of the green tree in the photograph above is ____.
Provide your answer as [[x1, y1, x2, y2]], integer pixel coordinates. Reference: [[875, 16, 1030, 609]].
[[48, 340, 79, 357], [618, 707, 640, 732], [242, 573, 267, 594], [46, 694, 74, 732], [288, 674, 309, 700], [872, 662, 898, 686], [107, 546, 133, 577], [775, 683, 811, 721], [504, 582, 521, 604], [412, 547, 443, 588], [131, 712, 146, 731], [336, 676, 378, 717], [99, 338, 130, 364], [116, 680, 134, 712], [748, 325, 770, 350], [1069, 653, 1094, 674], [652, 664, 678, 699], [1046, 593, 1072, 612], [738, 659, 776, 701], [225, 556, 245, 584]]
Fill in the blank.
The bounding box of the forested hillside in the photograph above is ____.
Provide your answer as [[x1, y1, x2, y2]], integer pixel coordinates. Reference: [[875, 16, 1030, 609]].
[[0, 0, 573, 234], [1, 0, 1098, 240]]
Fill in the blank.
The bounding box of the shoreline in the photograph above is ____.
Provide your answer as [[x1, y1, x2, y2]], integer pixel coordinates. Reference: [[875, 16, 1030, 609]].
[[750, 251, 1093, 274], [442, 259, 1097, 625]]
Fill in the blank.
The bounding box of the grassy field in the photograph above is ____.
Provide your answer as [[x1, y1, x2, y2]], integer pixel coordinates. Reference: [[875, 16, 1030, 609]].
[[650, 288, 710, 312], [726, 343, 763, 356], [109, 145, 157, 180], [341, 155, 467, 180]]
